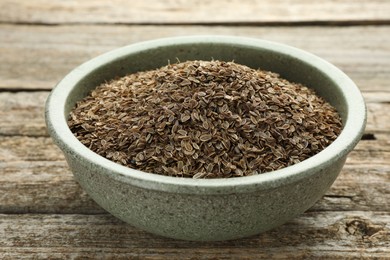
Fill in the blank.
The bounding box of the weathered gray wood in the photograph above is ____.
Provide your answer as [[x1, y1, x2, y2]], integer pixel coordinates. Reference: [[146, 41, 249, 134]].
[[0, 136, 62, 162], [1, 161, 389, 214], [1, 132, 390, 163], [1, 92, 388, 215], [0, 25, 389, 91], [1, 4, 389, 255], [0, 91, 48, 136], [0, 212, 389, 259], [0, 161, 102, 214], [1, 134, 389, 214], [1, 0, 389, 25], [1, 91, 388, 137]]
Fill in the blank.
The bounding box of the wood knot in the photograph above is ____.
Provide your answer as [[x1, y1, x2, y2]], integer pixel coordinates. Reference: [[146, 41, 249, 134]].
[[345, 219, 384, 239]]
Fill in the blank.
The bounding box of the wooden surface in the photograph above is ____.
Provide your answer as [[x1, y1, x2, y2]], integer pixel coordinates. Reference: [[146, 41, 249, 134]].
[[0, 1, 389, 259], [1, 0, 389, 24]]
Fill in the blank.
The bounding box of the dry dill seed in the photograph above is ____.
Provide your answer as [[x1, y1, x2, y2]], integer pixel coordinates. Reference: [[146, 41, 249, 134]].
[[68, 60, 342, 179]]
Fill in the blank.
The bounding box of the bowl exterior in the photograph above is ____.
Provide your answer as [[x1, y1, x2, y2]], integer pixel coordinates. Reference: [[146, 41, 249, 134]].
[[65, 151, 346, 241]]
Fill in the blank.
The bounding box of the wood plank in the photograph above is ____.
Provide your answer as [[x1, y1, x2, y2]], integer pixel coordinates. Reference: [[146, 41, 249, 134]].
[[1, 91, 389, 137], [0, 161, 102, 214], [0, 160, 389, 214], [0, 133, 389, 214], [0, 136, 62, 162], [1, 2, 388, 256], [347, 133, 390, 165], [1, 0, 389, 25], [0, 24, 389, 91], [0, 212, 389, 259], [311, 164, 390, 212], [0, 91, 48, 137], [2, 133, 389, 164]]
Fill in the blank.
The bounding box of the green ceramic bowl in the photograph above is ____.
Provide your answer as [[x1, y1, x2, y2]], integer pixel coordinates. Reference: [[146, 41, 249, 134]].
[[45, 36, 366, 241]]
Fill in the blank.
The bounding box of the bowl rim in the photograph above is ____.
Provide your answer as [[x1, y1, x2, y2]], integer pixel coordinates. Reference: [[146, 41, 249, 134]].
[[45, 35, 366, 194]]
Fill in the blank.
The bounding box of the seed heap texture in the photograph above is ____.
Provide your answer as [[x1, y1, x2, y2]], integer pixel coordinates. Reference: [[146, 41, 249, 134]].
[[68, 60, 342, 178]]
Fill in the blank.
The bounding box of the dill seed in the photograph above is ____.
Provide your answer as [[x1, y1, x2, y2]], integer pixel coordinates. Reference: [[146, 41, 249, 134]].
[[68, 60, 342, 178]]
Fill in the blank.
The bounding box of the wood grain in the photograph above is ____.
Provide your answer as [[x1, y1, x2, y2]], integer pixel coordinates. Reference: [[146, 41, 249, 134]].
[[0, 212, 389, 259], [0, 91, 48, 136], [1, 91, 389, 137], [0, 161, 101, 214], [1, 160, 389, 214], [0, 25, 389, 91], [0, 136, 62, 161], [1, 91, 389, 214], [0, 133, 389, 214], [1, 0, 389, 257], [2, 133, 389, 163], [1, 0, 389, 25]]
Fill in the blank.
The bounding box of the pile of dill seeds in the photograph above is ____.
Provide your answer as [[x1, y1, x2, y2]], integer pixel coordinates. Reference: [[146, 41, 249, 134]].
[[68, 60, 342, 178]]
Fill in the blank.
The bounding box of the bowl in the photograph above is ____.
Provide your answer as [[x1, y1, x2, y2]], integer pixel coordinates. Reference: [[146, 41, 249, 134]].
[[45, 36, 366, 241]]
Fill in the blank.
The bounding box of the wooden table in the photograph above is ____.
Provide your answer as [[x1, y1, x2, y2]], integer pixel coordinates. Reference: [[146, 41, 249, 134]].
[[1, 1, 389, 259]]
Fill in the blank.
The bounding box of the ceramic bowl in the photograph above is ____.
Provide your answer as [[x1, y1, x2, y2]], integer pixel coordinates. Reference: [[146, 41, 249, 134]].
[[45, 36, 366, 241]]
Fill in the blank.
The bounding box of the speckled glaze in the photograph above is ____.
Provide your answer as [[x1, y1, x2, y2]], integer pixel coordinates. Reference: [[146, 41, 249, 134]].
[[45, 36, 366, 241]]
